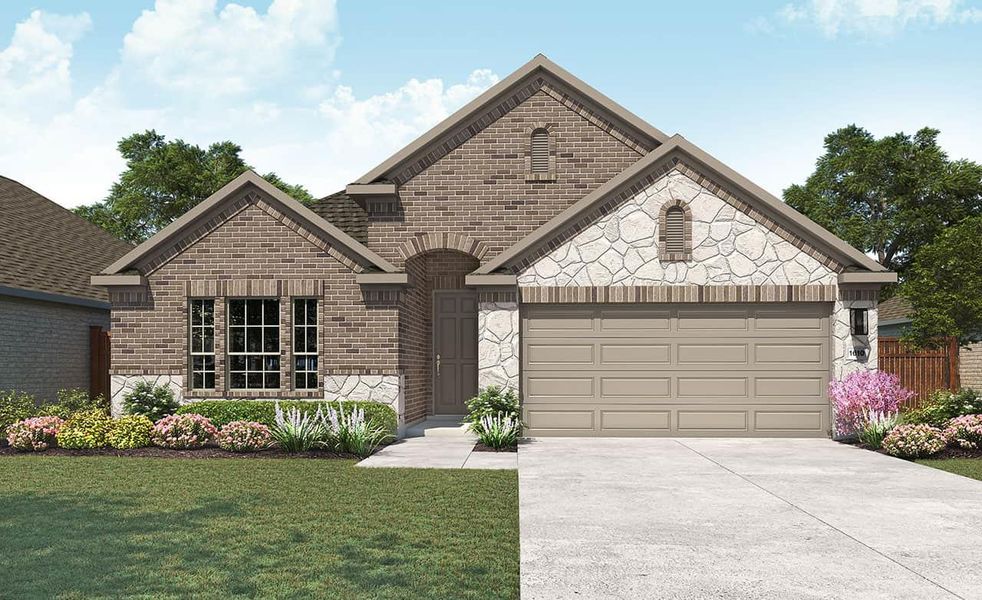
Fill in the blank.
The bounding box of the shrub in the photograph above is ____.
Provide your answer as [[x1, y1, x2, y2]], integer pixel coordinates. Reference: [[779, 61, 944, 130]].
[[904, 388, 982, 427], [465, 386, 521, 432], [270, 402, 324, 452], [6, 416, 63, 451], [217, 421, 273, 452], [106, 415, 154, 449], [944, 414, 982, 450], [0, 390, 37, 434], [320, 403, 387, 457], [828, 370, 914, 437], [176, 400, 396, 440], [123, 382, 179, 421], [38, 389, 109, 419], [475, 414, 520, 450], [151, 414, 217, 449], [857, 409, 900, 449], [882, 424, 948, 459], [56, 409, 114, 449]]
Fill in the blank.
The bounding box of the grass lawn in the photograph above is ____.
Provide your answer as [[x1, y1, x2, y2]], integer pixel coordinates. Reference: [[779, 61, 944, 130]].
[[0, 456, 518, 599], [916, 458, 982, 482]]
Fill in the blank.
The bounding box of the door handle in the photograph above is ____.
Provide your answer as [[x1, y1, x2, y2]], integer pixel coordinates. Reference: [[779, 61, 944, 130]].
[[436, 353, 441, 376]]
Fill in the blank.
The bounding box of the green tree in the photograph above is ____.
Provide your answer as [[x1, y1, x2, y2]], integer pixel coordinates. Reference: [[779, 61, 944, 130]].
[[784, 125, 982, 279], [74, 130, 314, 243], [901, 216, 982, 347]]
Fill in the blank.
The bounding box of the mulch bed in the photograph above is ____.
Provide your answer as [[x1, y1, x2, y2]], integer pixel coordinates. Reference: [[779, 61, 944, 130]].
[[843, 439, 982, 460], [0, 446, 360, 460], [473, 443, 517, 453]]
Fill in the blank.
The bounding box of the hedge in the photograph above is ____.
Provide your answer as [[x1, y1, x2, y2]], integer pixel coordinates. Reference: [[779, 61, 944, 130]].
[[175, 400, 397, 440]]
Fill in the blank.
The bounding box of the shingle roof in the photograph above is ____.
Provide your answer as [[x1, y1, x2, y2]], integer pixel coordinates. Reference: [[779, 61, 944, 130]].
[[308, 191, 368, 244], [0, 176, 133, 303], [878, 295, 912, 322]]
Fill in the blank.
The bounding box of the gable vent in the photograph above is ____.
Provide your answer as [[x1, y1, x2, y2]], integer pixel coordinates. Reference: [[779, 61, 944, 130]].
[[665, 207, 686, 254], [530, 129, 550, 173]]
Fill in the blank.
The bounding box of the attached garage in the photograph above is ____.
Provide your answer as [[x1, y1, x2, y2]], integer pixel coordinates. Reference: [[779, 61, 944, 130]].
[[521, 303, 832, 437]]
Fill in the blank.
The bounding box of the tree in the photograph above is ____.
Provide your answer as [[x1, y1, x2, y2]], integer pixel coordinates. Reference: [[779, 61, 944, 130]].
[[74, 130, 314, 243], [901, 216, 982, 347], [784, 125, 982, 279]]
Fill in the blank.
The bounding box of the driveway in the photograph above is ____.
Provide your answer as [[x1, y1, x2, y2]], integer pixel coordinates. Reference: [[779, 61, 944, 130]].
[[519, 438, 982, 599]]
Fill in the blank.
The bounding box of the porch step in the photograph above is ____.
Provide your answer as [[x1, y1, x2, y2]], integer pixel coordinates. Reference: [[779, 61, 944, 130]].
[[405, 416, 476, 439]]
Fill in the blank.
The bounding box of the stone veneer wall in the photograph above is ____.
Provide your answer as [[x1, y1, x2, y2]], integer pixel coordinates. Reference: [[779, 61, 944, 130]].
[[477, 299, 520, 393], [324, 374, 403, 427], [110, 374, 183, 417], [515, 168, 879, 380]]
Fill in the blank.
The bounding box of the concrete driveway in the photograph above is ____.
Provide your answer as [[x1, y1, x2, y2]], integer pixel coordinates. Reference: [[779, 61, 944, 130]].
[[520, 438, 982, 600]]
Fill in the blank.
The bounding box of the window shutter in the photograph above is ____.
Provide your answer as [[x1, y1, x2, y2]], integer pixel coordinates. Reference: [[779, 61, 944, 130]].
[[665, 207, 686, 254], [530, 129, 550, 173]]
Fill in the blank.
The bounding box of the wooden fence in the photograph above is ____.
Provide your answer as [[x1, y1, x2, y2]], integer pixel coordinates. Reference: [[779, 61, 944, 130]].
[[877, 336, 959, 407], [89, 326, 111, 401]]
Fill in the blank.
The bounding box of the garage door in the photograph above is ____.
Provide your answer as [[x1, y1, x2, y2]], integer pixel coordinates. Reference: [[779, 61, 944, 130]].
[[521, 303, 831, 437]]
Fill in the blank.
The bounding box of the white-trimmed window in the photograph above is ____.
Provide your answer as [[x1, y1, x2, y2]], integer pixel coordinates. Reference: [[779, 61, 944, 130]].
[[189, 299, 215, 389], [227, 299, 280, 389], [293, 299, 318, 389]]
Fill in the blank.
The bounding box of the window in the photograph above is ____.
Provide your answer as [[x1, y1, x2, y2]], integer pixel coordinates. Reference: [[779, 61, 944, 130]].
[[189, 299, 215, 389], [530, 128, 550, 173], [227, 299, 280, 389], [665, 206, 686, 254], [293, 299, 318, 389], [851, 308, 869, 336]]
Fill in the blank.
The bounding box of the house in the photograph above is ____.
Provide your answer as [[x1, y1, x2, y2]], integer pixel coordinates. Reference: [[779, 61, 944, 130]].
[[877, 295, 912, 337], [0, 176, 133, 401], [92, 55, 894, 437]]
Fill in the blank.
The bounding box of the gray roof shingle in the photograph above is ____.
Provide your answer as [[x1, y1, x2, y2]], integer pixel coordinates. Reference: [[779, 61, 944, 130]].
[[878, 295, 912, 322], [308, 191, 368, 244], [0, 176, 133, 303]]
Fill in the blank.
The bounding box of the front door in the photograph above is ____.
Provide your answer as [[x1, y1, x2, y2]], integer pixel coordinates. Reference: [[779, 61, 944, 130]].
[[433, 290, 478, 414]]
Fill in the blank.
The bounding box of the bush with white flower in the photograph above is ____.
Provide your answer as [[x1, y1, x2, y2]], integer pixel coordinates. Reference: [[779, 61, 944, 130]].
[[944, 414, 982, 450], [882, 424, 947, 459], [217, 421, 273, 452]]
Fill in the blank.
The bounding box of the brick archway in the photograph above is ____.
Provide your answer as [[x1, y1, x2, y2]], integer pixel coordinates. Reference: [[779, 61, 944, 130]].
[[397, 232, 490, 262]]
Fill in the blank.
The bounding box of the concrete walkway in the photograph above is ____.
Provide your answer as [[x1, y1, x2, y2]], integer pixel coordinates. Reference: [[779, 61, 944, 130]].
[[520, 438, 982, 600], [357, 436, 517, 469]]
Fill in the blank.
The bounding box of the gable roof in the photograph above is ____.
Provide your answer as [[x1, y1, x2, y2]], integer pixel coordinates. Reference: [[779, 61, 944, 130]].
[[878, 295, 912, 323], [475, 134, 889, 275], [0, 175, 133, 305], [353, 54, 669, 185], [309, 190, 368, 244], [100, 171, 397, 276]]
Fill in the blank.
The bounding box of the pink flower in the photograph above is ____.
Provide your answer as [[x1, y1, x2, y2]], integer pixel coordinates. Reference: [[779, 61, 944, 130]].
[[828, 370, 914, 437]]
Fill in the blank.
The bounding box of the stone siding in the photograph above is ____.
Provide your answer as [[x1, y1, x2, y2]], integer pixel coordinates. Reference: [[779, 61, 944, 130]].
[[324, 374, 403, 426], [0, 295, 109, 402], [477, 301, 520, 393], [110, 374, 183, 417]]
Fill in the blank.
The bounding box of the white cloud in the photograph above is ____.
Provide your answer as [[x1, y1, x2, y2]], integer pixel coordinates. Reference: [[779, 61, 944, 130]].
[[755, 0, 982, 37], [0, 1, 498, 206], [122, 0, 339, 96], [0, 10, 91, 116]]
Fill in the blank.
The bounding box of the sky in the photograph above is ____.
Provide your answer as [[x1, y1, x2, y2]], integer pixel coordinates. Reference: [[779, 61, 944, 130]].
[[1, 0, 981, 208]]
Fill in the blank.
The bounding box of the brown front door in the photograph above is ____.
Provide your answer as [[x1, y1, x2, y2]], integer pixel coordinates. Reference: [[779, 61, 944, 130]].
[[433, 290, 478, 414]]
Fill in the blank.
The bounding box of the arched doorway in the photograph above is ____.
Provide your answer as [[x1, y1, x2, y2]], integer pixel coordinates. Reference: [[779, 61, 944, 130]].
[[401, 249, 480, 422]]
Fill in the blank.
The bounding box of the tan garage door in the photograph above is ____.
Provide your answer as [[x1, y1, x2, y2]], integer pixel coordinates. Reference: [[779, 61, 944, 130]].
[[522, 303, 832, 437]]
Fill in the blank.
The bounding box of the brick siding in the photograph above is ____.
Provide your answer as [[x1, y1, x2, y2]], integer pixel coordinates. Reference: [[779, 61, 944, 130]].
[[0, 295, 109, 402], [960, 342, 982, 390], [368, 89, 644, 267]]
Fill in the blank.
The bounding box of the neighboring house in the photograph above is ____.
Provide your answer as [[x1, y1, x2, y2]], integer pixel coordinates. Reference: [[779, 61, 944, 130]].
[[877, 295, 912, 338], [93, 55, 894, 438], [0, 176, 133, 401]]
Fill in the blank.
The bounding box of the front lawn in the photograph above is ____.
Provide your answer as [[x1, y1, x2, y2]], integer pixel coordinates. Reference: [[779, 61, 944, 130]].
[[916, 458, 982, 482], [0, 456, 518, 599]]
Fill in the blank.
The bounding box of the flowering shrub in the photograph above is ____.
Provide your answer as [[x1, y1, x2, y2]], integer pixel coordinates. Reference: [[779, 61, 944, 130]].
[[944, 414, 982, 450], [106, 415, 154, 449], [217, 421, 273, 452], [320, 403, 387, 457], [6, 416, 63, 451], [270, 402, 324, 452], [475, 414, 520, 450], [1, 390, 37, 434], [56, 409, 114, 449], [882, 424, 947, 459], [151, 414, 217, 449], [123, 381, 179, 421], [905, 388, 982, 427], [857, 409, 900, 450], [828, 370, 915, 437]]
